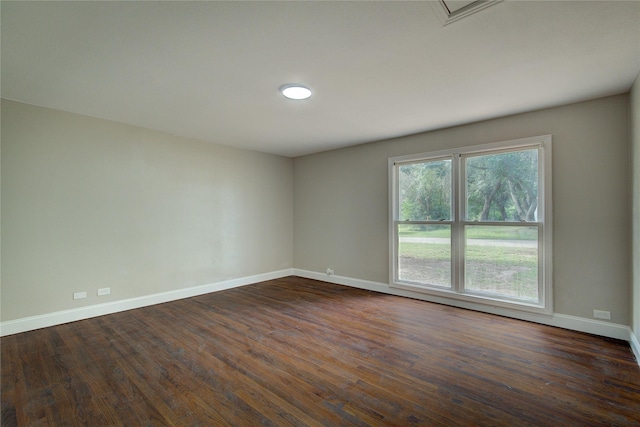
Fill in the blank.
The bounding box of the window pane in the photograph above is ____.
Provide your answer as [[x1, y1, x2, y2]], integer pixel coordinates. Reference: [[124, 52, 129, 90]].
[[398, 224, 451, 287], [398, 159, 451, 221], [464, 226, 538, 301], [466, 149, 538, 222]]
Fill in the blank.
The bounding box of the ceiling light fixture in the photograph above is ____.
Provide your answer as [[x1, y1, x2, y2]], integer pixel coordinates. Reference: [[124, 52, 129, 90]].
[[280, 84, 312, 100]]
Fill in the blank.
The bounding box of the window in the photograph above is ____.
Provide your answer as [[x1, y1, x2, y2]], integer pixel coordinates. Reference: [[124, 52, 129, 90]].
[[389, 135, 552, 313]]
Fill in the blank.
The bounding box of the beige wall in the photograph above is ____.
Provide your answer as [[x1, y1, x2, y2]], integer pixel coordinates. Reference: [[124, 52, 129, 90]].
[[632, 73, 640, 342], [2, 93, 634, 327], [294, 94, 631, 324], [1, 99, 293, 321]]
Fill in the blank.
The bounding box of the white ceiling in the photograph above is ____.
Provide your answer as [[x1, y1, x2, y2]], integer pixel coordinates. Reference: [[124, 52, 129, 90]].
[[2, 1, 639, 157]]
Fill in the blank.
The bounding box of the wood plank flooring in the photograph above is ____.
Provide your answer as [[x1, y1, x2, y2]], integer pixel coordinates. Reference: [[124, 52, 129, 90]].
[[2, 276, 640, 426]]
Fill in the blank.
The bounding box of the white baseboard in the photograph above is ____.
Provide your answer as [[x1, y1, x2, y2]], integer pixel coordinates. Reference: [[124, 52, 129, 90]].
[[293, 268, 633, 343], [0, 269, 294, 337], [4, 267, 638, 368], [631, 331, 640, 365]]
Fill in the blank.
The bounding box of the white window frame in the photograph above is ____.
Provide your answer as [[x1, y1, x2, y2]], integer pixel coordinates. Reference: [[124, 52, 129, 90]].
[[389, 135, 553, 315]]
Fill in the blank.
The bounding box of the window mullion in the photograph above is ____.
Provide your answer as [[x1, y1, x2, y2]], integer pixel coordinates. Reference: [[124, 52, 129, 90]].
[[452, 153, 463, 293]]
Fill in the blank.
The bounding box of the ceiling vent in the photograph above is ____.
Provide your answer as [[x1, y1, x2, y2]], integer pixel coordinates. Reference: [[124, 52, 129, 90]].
[[430, 0, 502, 25]]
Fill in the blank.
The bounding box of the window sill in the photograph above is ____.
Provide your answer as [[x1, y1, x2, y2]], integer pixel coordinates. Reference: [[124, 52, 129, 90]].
[[390, 281, 553, 316]]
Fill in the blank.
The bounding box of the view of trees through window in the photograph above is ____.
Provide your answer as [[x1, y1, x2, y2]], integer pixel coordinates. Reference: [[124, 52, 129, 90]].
[[395, 146, 542, 303], [399, 159, 451, 221], [399, 149, 538, 223], [466, 149, 538, 222]]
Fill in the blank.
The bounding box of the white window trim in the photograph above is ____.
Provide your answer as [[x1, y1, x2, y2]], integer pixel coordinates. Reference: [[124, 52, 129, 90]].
[[389, 135, 553, 315]]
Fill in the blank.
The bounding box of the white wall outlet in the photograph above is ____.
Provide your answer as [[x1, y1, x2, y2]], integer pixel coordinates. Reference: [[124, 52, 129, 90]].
[[97, 287, 111, 296], [593, 310, 611, 320], [73, 291, 87, 300], [326, 268, 334, 276]]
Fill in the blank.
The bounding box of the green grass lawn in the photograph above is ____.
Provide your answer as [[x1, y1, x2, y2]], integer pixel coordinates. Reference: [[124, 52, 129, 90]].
[[398, 224, 537, 240], [397, 224, 539, 300], [398, 241, 538, 300], [398, 242, 537, 267]]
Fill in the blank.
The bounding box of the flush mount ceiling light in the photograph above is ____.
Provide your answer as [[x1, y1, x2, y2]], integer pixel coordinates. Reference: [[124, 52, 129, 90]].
[[280, 84, 312, 100]]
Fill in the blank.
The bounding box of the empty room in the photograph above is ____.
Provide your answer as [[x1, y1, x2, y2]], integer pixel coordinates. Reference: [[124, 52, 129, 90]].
[[2, 1, 640, 425]]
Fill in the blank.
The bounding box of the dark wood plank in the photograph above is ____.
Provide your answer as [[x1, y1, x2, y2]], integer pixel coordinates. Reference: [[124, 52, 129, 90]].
[[2, 276, 640, 426]]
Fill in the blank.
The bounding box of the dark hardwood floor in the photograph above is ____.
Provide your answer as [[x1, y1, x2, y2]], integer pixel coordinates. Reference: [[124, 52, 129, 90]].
[[2, 276, 640, 426]]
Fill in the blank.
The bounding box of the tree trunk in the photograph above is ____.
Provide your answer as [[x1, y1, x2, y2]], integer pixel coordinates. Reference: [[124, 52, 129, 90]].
[[507, 179, 526, 220], [481, 181, 502, 220]]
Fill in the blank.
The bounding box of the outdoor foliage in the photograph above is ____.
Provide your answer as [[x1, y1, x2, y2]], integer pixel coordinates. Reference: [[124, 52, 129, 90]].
[[399, 148, 539, 222], [466, 149, 539, 222], [399, 159, 451, 221]]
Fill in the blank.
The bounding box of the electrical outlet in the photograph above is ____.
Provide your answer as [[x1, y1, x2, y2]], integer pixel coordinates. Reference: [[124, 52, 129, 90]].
[[97, 287, 111, 296], [593, 310, 611, 320], [326, 268, 334, 276], [73, 291, 87, 300]]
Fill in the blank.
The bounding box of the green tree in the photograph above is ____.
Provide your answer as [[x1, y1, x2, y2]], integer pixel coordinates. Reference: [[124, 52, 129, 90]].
[[466, 149, 538, 222], [399, 159, 451, 221], [399, 149, 537, 223]]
